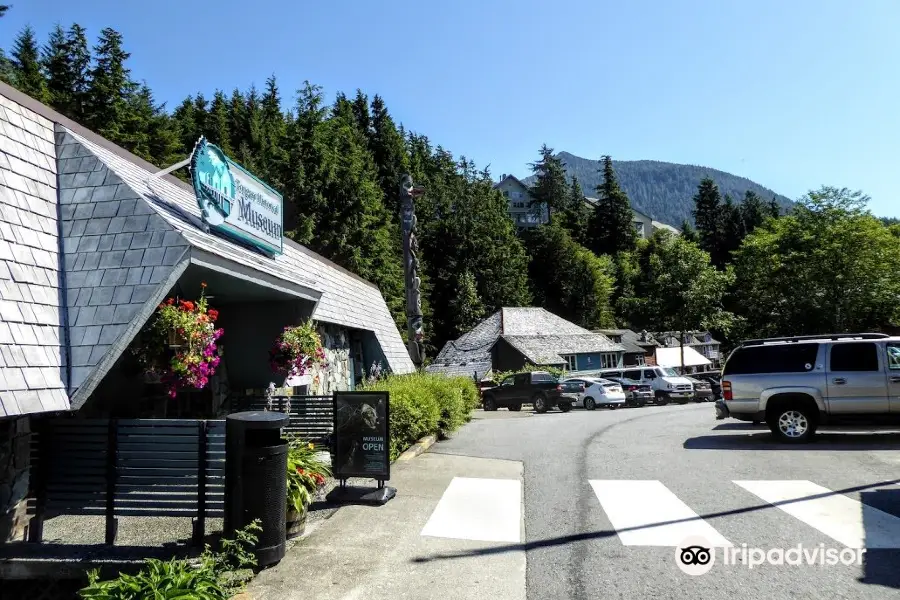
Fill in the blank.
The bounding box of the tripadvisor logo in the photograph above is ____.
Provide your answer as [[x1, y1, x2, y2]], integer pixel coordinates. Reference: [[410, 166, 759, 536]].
[[676, 536, 865, 575], [190, 136, 235, 227]]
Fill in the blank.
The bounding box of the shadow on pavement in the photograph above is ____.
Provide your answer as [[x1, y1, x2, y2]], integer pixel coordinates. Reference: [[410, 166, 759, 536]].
[[860, 488, 900, 589], [712, 422, 767, 431], [410, 478, 900, 564], [683, 432, 900, 451]]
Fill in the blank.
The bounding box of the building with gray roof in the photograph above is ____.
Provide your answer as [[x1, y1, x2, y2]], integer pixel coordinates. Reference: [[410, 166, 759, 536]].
[[427, 307, 626, 380]]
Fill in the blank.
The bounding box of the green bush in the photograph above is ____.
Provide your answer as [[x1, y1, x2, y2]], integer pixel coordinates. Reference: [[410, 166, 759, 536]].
[[360, 372, 479, 460], [79, 521, 262, 599]]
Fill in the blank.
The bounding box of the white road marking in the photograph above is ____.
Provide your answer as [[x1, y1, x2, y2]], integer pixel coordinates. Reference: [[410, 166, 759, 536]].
[[589, 480, 732, 547], [734, 480, 900, 549], [420, 477, 522, 543]]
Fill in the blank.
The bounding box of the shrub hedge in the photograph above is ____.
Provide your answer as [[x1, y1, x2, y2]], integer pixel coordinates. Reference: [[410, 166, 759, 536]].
[[359, 371, 479, 461]]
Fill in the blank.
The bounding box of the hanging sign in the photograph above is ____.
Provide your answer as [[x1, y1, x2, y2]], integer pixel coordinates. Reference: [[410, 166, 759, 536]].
[[189, 136, 284, 256], [332, 391, 390, 481]]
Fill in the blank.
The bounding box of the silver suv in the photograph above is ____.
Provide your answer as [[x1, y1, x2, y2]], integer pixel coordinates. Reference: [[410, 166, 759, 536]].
[[717, 333, 900, 443]]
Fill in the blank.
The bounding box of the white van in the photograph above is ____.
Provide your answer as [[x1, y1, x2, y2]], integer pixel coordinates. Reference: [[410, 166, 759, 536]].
[[596, 366, 694, 405]]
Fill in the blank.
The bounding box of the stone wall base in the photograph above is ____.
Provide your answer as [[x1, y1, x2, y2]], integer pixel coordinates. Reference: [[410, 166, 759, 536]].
[[0, 416, 31, 543]]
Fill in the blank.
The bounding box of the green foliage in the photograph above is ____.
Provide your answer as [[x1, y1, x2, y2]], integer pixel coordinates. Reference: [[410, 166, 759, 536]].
[[588, 155, 637, 256], [488, 364, 565, 385], [78, 521, 262, 599], [285, 436, 330, 512], [732, 186, 900, 337], [10, 26, 48, 103], [523, 222, 616, 330], [360, 372, 479, 460], [619, 230, 734, 338]]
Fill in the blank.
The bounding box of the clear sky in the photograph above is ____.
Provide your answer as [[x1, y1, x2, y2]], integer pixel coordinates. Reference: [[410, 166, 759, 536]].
[[2, 0, 898, 216]]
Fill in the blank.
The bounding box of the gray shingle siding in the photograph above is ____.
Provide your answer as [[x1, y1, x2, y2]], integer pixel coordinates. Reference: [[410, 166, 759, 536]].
[[55, 128, 193, 396], [61, 129, 413, 376], [0, 95, 68, 417]]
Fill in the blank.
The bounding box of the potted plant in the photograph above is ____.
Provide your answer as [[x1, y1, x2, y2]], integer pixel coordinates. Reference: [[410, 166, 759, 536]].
[[285, 437, 330, 539], [135, 282, 224, 399], [269, 319, 327, 380]]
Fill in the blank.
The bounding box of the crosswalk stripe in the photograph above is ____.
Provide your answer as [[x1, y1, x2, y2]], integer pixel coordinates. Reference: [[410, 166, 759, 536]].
[[734, 480, 900, 549], [420, 477, 522, 543], [588, 480, 732, 547]]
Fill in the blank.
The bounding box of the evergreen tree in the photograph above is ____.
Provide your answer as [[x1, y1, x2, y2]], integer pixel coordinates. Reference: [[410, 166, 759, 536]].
[[588, 155, 637, 256], [719, 194, 744, 263], [10, 26, 48, 102], [0, 5, 9, 18], [63, 24, 91, 122], [768, 196, 781, 219], [86, 27, 133, 139], [448, 270, 486, 335], [351, 89, 371, 136], [284, 80, 328, 243], [259, 75, 288, 189], [558, 175, 591, 245], [208, 90, 232, 155], [692, 177, 726, 268], [527, 144, 568, 224], [41, 24, 71, 110], [369, 94, 408, 215], [741, 190, 767, 234], [681, 219, 699, 243]]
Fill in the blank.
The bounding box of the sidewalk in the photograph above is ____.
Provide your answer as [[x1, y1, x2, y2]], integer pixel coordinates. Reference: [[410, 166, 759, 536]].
[[244, 452, 526, 600]]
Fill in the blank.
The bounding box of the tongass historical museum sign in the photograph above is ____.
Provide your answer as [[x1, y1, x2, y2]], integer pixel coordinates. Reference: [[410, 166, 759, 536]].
[[332, 391, 390, 481], [189, 136, 284, 256]]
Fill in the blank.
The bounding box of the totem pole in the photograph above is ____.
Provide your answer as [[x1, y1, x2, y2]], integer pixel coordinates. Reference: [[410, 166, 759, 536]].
[[400, 174, 426, 366]]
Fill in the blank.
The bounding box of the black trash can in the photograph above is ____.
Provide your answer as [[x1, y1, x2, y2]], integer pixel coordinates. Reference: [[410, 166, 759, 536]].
[[224, 411, 289, 567]]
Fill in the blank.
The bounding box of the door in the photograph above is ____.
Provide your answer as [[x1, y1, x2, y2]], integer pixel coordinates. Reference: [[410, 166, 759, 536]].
[[826, 341, 889, 414], [496, 376, 516, 404], [513, 373, 531, 403], [884, 343, 900, 412]]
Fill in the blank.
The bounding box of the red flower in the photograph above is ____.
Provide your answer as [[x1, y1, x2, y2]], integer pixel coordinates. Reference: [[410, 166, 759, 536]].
[[181, 301, 195, 311], [166, 298, 175, 306], [208, 309, 219, 321]]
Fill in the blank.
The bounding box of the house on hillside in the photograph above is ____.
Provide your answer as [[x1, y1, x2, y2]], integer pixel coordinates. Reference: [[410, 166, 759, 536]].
[[426, 307, 626, 380], [495, 174, 547, 228], [0, 82, 413, 542], [584, 197, 655, 240], [593, 328, 659, 366], [649, 331, 722, 371]]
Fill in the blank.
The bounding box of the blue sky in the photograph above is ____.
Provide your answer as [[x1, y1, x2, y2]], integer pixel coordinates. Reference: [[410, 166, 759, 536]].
[[2, 0, 898, 216]]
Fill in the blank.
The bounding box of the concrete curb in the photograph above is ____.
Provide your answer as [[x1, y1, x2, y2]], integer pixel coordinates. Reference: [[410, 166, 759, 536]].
[[394, 434, 438, 462]]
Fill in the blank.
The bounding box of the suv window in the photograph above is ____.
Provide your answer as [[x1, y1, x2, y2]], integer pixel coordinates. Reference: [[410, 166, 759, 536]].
[[623, 369, 642, 380], [531, 372, 554, 383], [514, 373, 530, 386], [643, 369, 657, 379], [723, 343, 819, 375], [829, 342, 879, 372], [501, 376, 515, 387], [887, 344, 900, 370]]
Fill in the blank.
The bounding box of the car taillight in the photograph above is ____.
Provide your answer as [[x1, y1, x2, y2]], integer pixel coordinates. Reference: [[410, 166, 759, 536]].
[[723, 380, 732, 401], [628, 385, 637, 391], [556, 384, 563, 391]]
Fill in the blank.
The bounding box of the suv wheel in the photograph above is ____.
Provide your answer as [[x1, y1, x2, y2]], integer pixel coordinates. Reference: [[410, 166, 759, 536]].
[[482, 396, 497, 411], [533, 394, 548, 414], [558, 402, 573, 413], [768, 407, 816, 443], [585, 397, 597, 410], [655, 392, 669, 406]]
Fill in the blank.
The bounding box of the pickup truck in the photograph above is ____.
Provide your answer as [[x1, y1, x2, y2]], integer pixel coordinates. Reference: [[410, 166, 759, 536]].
[[481, 371, 582, 413]]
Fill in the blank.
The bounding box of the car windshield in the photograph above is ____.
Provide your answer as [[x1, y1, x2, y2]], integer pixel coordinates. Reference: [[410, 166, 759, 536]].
[[658, 367, 679, 377]]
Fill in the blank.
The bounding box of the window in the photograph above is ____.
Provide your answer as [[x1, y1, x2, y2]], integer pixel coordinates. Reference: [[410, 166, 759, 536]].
[[503, 190, 510, 197], [531, 372, 555, 383], [561, 355, 577, 371], [636, 355, 646, 366], [829, 342, 879, 372], [623, 369, 642, 380], [643, 369, 657, 379], [888, 344, 900, 370], [723, 343, 820, 375], [599, 353, 618, 369], [501, 376, 515, 387], [514, 373, 530, 386]]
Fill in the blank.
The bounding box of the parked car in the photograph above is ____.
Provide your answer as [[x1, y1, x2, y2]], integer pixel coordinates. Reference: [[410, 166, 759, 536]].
[[605, 376, 652, 407], [481, 371, 580, 413], [597, 366, 694, 404], [563, 377, 627, 410], [692, 370, 722, 399], [686, 376, 713, 402], [720, 332, 900, 442]]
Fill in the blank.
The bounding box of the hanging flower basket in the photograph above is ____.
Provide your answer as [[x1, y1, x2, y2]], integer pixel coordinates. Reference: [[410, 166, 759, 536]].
[[269, 319, 327, 378], [133, 283, 224, 399]]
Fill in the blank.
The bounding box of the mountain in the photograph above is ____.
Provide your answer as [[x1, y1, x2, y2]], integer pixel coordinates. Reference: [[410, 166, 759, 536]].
[[521, 151, 794, 227]]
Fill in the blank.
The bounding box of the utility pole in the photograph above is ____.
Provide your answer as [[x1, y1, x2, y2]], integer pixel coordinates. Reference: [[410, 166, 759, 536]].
[[400, 174, 426, 367]]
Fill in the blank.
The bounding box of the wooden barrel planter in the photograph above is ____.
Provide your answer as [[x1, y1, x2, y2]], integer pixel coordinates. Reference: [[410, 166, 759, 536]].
[[286, 502, 309, 539]]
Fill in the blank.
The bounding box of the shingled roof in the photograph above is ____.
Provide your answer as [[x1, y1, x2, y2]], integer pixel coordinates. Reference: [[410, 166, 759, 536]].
[[0, 83, 414, 418], [427, 308, 625, 377]]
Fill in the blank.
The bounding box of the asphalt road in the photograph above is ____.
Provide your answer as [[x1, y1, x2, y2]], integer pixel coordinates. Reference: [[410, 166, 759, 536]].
[[430, 402, 900, 600]]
